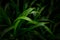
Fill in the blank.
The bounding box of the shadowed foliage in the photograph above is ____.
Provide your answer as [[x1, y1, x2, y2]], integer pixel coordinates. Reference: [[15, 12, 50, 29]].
[[0, 0, 60, 40]]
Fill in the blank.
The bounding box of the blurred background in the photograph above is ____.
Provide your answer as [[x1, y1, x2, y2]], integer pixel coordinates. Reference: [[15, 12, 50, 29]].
[[0, 0, 60, 40]]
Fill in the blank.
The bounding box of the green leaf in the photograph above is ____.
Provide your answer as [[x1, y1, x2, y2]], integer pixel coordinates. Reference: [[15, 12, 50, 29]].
[[35, 6, 46, 19], [23, 2, 28, 11], [13, 8, 34, 34], [29, 0, 36, 7], [0, 7, 11, 25], [0, 26, 13, 38], [43, 25, 53, 35], [14, 16, 38, 34], [23, 22, 48, 32], [0, 8, 35, 37], [18, 8, 35, 17]]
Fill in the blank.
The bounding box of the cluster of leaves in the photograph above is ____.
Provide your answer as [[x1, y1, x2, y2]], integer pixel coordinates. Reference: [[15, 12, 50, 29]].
[[0, 0, 60, 40]]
